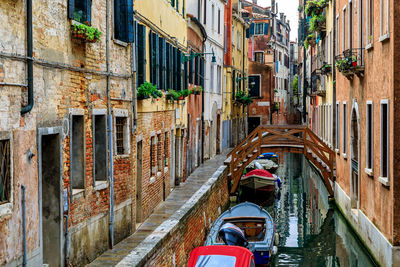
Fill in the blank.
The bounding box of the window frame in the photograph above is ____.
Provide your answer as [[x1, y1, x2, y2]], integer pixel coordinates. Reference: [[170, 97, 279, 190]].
[[342, 101, 347, 158], [92, 109, 108, 186], [336, 101, 340, 153], [113, 109, 130, 156], [254, 23, 264, 35], [0, 131, 13, 216], [248, 74, 262, 98], [343, 6, 347, 52], [366, 0, 373, 47], [379, 0, 390, 41], [365, 101, 373, 175], [379, 99, 389, 185]]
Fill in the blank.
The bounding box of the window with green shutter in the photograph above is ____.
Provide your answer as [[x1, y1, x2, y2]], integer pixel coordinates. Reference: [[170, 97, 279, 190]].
[[68, 0, 91, 24], [136, 24, 146, 87], [166, 43, 171, 89], [189, 52, 194, 84], [155, 34, 160, 89], [200, 58, 204, 88], [184, 60, 188, 90], [194, 56, 199, 85], [173, 47, 177, 89], [114, 0, 134, 43], [177, 50, 182, 90], [171, 0, 175, 8], [160, 38, 167, 90]]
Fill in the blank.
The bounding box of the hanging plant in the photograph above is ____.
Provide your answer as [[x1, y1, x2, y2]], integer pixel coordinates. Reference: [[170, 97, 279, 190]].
[[335, 56, 357, 73], [137, 82, 163, 100], [309, 14, 326, 33], [71, 23, 102, 43], [166, 89, 181, 100], [193, 86, 203, 95], [235, 91, 253, 105], [181, 89, 193, 98]]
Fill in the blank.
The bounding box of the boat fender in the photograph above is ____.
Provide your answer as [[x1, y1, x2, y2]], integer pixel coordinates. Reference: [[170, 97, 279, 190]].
[[274, 233, 279, 246], [272, 246, 278, 255]]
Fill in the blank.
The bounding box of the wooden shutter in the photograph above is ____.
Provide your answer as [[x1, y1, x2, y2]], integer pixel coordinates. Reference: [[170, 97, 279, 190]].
[[189, 52, 193, 84], [173, 47, 177, 89], [166, 43, 170, 89], [176, 0, 179, 12], [126, 0, 134, 42], [200, 58, 204, 87], [169, 45, 173, 89], [68, 0, 74, 19], [264, 23, 269, 35], [171, 0, 175, 7], [160, 38, 166, 90], [184, 60, 188, 90], [85, 0, 92, 24], [194, 56, 199, 85], [232, 70, 235, 99], [155, 34, 160, 88], [177, 50, 182, 90], [149, 31, 153, 84], [136, 24, 146, 87]]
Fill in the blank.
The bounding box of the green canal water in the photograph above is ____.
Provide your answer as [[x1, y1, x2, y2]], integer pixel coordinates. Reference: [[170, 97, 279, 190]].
[[240, 153, 377, 267]]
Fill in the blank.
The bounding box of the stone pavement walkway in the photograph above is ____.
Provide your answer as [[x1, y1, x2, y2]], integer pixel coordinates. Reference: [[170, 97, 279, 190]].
[[88, 152, 229, 267]]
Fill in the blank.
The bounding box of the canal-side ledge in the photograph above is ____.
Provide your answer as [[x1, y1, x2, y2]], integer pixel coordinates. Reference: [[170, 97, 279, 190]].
[[89, 153, 230, 267], [334, 182, 400, 266]]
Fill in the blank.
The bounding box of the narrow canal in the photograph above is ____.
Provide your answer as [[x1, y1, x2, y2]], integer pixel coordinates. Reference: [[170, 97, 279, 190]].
[[240, 153, 377, 266]]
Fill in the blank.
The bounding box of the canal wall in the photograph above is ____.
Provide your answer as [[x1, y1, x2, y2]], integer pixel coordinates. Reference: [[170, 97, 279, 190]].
[[116, 165, 230, 267], [335, 183, 400, 266]]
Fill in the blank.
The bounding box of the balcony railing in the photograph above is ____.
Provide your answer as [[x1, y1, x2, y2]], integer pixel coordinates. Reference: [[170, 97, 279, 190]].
[[335, 48, 365, 79]]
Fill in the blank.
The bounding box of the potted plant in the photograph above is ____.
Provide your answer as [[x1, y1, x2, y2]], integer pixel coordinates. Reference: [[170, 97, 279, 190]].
[[193, 86, 203, 95], [321, 64, 332, 74], [273, 102, 279, 111], [166, 89, 181, 100], [309, 14, 326, 33], [181, 89, 192, 98], [137, 82, 163, 100], [235, 91, 253, 105], [71, 23, 102, 43]]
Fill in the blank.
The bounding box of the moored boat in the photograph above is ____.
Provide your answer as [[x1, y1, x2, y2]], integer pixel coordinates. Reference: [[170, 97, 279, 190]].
[[241, 169, 281, 192], [205, 202, 277, 266]]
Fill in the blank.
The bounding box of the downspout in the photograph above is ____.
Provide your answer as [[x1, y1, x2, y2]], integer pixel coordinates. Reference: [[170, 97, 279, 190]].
[[21, 185, 26, 267], [21, 0, 33, 114], [201, 24, 207, 164], [106, 0, 114, 249], [332, 0, 337, 150]]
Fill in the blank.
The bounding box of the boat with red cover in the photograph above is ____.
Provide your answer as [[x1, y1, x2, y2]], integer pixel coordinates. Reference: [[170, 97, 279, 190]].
[[187, 245, 255, 267], [241, 169, 281, 192]]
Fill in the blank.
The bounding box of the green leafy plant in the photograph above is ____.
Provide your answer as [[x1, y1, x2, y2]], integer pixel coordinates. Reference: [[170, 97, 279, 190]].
[[235, 91, 253, 105], [292, 75, 298, 91], [335, 56, 357, 72], [305, 0, 327, 16], [193, 86, 203, 94], [321, 64, 332, 74], [137, 82, 163, 100], [166, 89, 181, 100], [273, 102, 279, 111], [309, 14, 326, 33], [298, 5, 303, 12], [181, 89, 192, 97], [71, 23, 102, 43]]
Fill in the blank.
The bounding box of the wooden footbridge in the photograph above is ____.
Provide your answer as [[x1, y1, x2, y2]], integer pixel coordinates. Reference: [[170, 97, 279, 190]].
[[225, 125, 335, 196]]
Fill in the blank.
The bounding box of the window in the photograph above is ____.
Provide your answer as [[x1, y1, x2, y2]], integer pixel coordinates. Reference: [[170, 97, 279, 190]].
[[380, 0, 389, 39], [336, 102, 340, 151], [71, 115, 84, 190], [255, 23, 264, 35], [203, 0, 207, 24], [210, 65, 214, 92], [218, 9, 221, 34], [366, 101, 373, 171], [212, 5, 215, 31], [115, 117, 127, 155], [237, 31, 241, 50], [232, 26, 235, 45], [159, 37, 167, 90], [189, 53, 194, 84], [336, 15, 340, 56], [114, 110, 129, 155], [217, 65, 222, 94], [195, 56, 199, 85], [0, 139, 10, 204], [93, 114, 107, 182], [68, 0, 91, 24], [176, 0, 179, 12], [367, 0, 373, 44], [349, 1, 353, 49], [114, 0, 134, 43], [343, 7, 347, 51], [149, 31, 160, 88], [171, 0, 175, 8], [150, 136, 155, 176], [359, 0, 364, 52], [157, 134, 162, 171], [254, 52, 264, 63], [343, 102, 347, 155], [136, 24, 146, 87], [164, 132, 168, 167], [380, 100, 389, 180], [248, 75, 261, 97]]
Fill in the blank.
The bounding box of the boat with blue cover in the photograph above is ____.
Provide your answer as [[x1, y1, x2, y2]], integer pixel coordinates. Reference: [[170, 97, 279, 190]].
[[205, 202, 277, 265]]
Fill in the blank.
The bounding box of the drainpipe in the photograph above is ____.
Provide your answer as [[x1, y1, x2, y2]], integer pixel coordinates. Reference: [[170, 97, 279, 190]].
[[106, 0, 114, 249], [132, 21, 137, 134], [21, 0, 33, 114], [332, 0, 337, 150], [201, 31, 207, 164], [21, 185, 26, 267]]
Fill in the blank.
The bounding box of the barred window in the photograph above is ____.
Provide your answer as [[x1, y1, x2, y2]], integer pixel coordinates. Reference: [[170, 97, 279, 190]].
[[0, 139, 10, 203], [116, 117, 126, 155]]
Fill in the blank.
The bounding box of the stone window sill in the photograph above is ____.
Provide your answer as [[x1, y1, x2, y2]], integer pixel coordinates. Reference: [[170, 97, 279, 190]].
[[379, 33, 390, 43], [113, 39, 128, 47], [94, 181, 108, 191], [335, 149, 340, 154], [378, 177, 390, 187], [364, 168, 373, 177], [72, 189, 85, 201], [115, 154, 130, 159], [150, 176, 156, 184], [164, 167, 169, 173], [0, 203, 13, 218], [365, 43, 373, 51], [157, 171, 162, 178], [342, 153, 347, 159], [350, 209, 359, 222]]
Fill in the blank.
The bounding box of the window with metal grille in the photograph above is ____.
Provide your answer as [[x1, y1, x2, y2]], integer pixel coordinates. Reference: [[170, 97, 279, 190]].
[[116, 117, 126, 155], [0, 139, 10, 203]]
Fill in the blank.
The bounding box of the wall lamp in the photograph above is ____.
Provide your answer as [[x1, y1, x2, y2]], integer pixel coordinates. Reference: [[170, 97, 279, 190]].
[[181, 51, 216, 63]]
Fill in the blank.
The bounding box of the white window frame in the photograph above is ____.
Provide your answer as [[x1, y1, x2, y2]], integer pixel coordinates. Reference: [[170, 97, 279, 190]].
[[254, 23, 264, 35], [365, 101, 373, 176], [379, 99, 390, 186], [0, 131, 13, 217], [336, 15, 340, 56], [342, 101, 347, 158], [113, 108, 130, 156], [366, 0, 373, 48], [343, 6, 347, 52], [379, 0, 390, 41], [349, 0, 353, 49], [212, 4, 215, 31], [336, 101, 340, 153]]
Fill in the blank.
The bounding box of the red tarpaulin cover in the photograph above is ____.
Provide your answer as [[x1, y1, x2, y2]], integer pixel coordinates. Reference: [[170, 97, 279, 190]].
[[187, 245, 254, 267], [244, 169, 273, 178]]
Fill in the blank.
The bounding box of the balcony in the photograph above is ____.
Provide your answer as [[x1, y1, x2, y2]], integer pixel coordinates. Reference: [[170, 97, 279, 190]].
[[335, 48, 365, 80]]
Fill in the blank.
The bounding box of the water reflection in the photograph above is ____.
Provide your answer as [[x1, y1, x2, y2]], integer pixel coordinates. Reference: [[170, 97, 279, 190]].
[[240, 153, 376, 266]]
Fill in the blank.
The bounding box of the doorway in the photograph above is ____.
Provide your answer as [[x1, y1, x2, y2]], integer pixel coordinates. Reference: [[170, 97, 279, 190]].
[[136, 141, 143, 223], [39, 129, 63, 267], [248, 117, 261, 134]]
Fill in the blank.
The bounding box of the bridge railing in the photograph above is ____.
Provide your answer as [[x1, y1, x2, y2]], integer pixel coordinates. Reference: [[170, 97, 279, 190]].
[[226, 125, 335, 196]]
